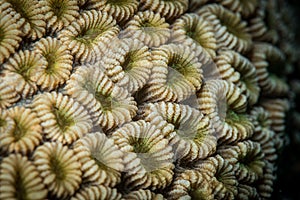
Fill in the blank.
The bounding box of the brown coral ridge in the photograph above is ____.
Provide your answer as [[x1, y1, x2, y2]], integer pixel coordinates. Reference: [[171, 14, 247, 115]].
[[32, 91, 93, 145], [74, 132, 124, 187], [0, 2, 22, 63], [0, 106, 43, 155], [121, 10, 171, 48], [58, 9, 119, 63], [138, 43, 206, 103], [2, 0, 46, 40], [139, 0, 189, 21], [99, 38, 153, 94], [196, 4, 253, 54], [197, 79, 254, 145], [64, 65, 137, 132], [215, 49, 260, 106], [111, 120, 174, 190], [250, 43, 289, 97], [1, 50, 47, 98], [139, 102, 217, 162], [170, 13, 217, 59]]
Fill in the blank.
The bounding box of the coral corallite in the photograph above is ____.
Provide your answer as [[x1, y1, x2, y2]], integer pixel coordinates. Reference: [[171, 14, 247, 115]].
[[0, 0, 296, 199]]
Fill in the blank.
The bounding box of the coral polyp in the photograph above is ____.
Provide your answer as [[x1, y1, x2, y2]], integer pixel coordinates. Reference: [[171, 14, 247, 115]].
[[33, 142, 82, 198], [0, 3, 22, 63], [0, 0, 297, 199], [3, 0, 46, 40], [0, 106, 42, 155], [40, 0, 79, 33], [58, 9, 119, 63], [0, 154, 47, 200], [74, 132, 124, 187]]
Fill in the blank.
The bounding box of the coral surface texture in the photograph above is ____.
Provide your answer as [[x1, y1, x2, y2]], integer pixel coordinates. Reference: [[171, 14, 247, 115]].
[[0, 0, 299, 199]]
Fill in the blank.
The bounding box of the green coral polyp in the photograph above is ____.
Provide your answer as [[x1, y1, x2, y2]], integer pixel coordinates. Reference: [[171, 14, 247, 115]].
[[166, 60, 195, 90], [122, 52, 136, 72], [225, 110, 245, 125], [7, 0, 29, 19], [239, 152, 264, 175], [50, 0, 67, 18], [141, 20, 153, 28], [44, 53, 57, 74], [82, 81, 115, 111], [17, 65, 32, 81], [220, 19, 240, 37], [50, 156, 65, 180], [190, 189, 207, 200], [0, 118, 6, 127], [186, 29, 197, 40], [183, 19, 199, 40], [131, 137, 150, 154], [95, 93, 114, 111], [52, 107, 74, 131], [193, 131, 207, 143], [168, 55, 184, 70], [12, 122, 26, 141]]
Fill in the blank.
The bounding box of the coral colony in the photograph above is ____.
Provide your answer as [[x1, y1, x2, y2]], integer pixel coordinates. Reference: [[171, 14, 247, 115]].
[[0, 0, 298, 199]]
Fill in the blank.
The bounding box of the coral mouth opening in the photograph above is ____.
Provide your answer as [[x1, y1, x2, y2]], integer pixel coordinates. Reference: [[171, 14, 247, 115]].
[[225, 109, 244, 125], [168, 54, 188, 75], [12, 122, 25, 141], [95, 93, 117, 111], [83, 80, 117, 111], [129, 136, 162, 172], [130, 137, 150, 154], [122, 52, 136, 72], [185, 22, 199, 40], [44, 52, 57, 74], [52, 106, 74, 131], [17, 65, 32, 81], [51, 0, 67, 18], [50, 156, 66, 181], [166, 54, 193, 87]]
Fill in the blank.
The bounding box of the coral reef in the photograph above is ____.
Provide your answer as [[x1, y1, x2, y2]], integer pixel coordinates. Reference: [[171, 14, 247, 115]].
[[0, 0, 299, 199]]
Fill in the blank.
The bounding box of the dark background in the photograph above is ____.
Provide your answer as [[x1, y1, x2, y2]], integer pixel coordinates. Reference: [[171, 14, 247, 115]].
[[272, 0, 300, 199]]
